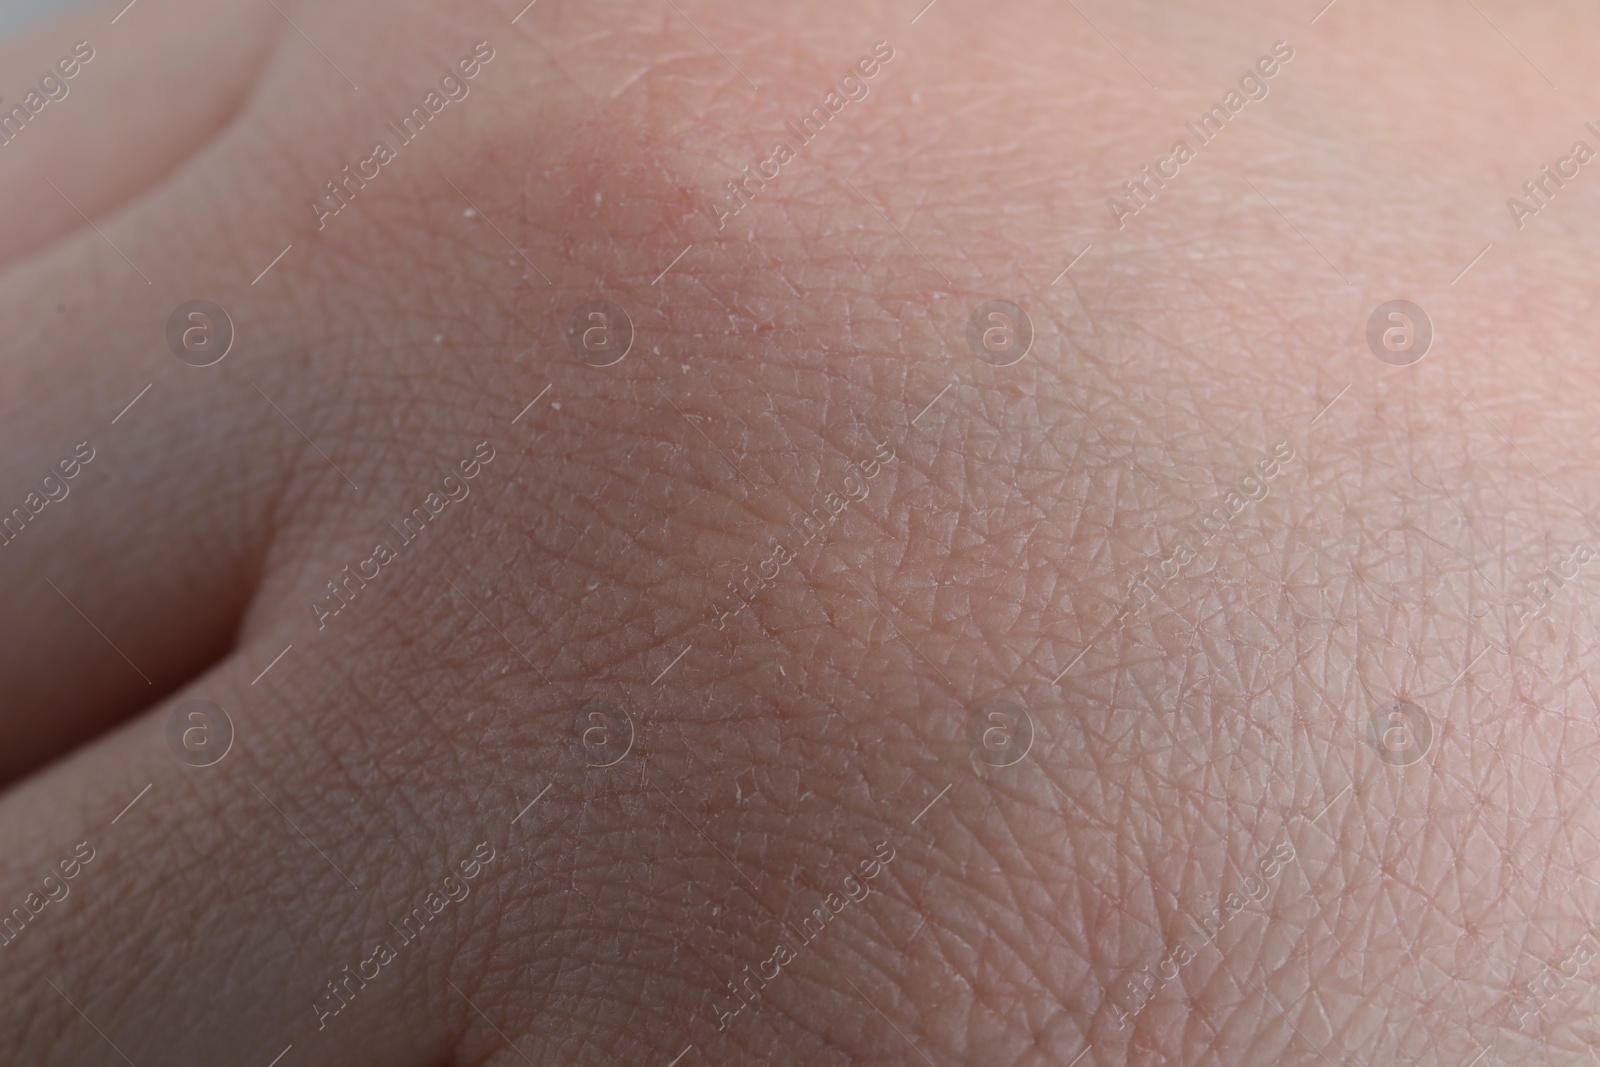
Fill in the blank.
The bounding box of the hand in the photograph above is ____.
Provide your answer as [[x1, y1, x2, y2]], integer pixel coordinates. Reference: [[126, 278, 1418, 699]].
[[1, 0, 1596, 1063]]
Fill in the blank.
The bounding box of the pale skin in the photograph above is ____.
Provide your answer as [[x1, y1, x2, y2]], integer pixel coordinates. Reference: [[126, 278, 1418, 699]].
[[1, 0, 1599, 1063]]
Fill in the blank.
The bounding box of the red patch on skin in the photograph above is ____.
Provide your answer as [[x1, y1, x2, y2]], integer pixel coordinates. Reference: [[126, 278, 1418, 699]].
[[533, 121, 709, 284], [665, 183, 711, 227]]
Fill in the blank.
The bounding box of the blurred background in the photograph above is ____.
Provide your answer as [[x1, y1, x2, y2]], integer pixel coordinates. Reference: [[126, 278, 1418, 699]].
[[1, 0, 94, 41]]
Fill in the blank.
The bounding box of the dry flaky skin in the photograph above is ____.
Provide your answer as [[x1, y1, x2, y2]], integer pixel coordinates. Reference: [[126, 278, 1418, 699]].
[[1, 0, 1600, 1063]]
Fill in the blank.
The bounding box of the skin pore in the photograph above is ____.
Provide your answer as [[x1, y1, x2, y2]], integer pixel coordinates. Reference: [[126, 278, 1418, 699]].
[[2, 0, 1600, 1064]]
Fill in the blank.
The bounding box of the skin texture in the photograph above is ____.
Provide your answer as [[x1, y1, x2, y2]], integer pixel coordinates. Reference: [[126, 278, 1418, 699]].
[[3, 0, 1600, 1063]]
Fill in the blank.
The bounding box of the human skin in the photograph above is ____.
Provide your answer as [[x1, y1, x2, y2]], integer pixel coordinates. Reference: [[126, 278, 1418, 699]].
[[2, 0, 1600, 1063]]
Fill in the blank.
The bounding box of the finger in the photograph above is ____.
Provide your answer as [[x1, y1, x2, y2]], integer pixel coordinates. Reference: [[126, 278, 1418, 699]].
[[0, 0, 277, 268], [0, 516, 922, 1067], [0, 0, 444, 782], [0, 353, 283, 784], [0, 638, 466, 1066], [0, 194, 303, 783]]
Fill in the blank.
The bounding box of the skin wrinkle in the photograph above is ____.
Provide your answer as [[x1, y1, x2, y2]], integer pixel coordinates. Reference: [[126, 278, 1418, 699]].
[[0, 0, 284, 268], [6, 0, 1600, 1063]]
